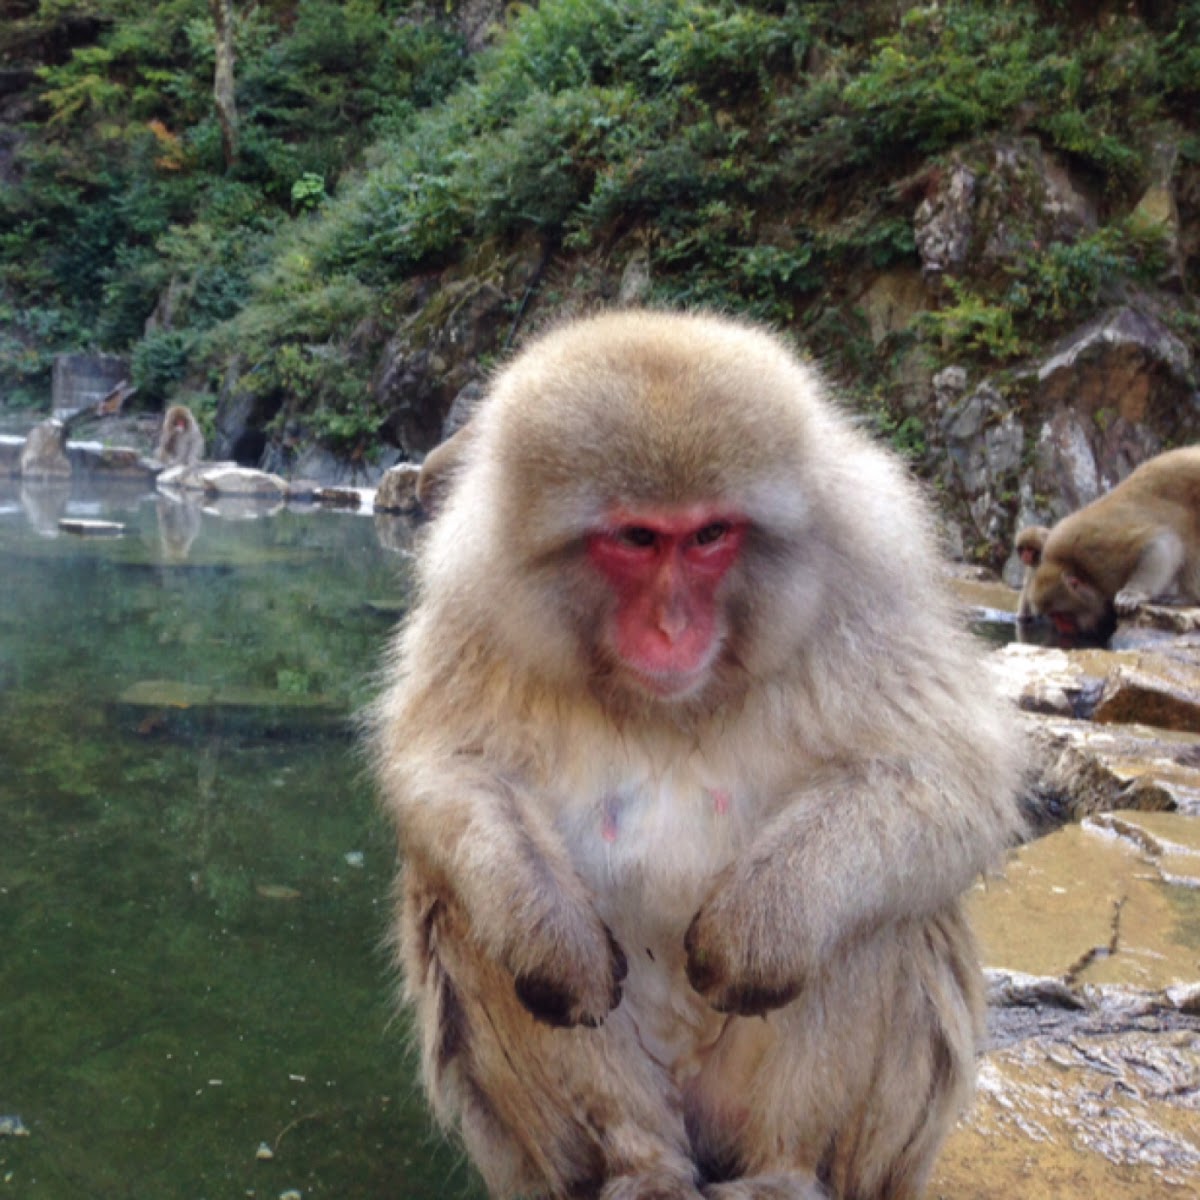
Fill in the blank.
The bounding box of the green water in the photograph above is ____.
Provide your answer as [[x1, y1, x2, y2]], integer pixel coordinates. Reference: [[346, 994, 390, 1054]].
[[0, 481, 482, 1199]]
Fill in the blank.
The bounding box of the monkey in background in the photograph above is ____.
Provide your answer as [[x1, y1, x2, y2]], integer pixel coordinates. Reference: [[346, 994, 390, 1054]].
[[1014, 524, 1049, 622], [372, 310, 1022, 1200], [1026, 446, 1200, 638], [155, 403, 204, 468]]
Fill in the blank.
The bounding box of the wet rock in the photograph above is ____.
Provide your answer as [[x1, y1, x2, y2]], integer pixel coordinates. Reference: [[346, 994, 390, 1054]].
[[1093, 658, 1200, 731], [201, 466, 289, 499], [157, 461, 236, 491], [996, 638, 1200, 717], [158, 463, 289, 500], [1029, 715, 1200, 819], [66, 441, 157, 482], [312, 486, 363, 509], [18, 420, 70, 479], [946, 572, 1020, 617], [931, 807, 1200, 1200], [932, 1025, 1200, 1200], [285, 478, 320, 502], [992, 636, 1200, 819], [990, 642, 1109, 719], [374, 463, 421, 515]]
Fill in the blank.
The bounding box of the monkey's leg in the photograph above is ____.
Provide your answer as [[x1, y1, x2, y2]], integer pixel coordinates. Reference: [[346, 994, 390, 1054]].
[[686, 911, 982, 1200], [401, 876, 704, 1200]]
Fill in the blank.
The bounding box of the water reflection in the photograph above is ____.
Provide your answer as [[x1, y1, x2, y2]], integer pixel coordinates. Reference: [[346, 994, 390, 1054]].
[[0, 481, 479, 1198]]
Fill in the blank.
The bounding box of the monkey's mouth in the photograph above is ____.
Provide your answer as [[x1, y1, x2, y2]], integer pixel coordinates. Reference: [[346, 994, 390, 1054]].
[[1048, 612, 1080, 636], [624, 661, 711, 701]]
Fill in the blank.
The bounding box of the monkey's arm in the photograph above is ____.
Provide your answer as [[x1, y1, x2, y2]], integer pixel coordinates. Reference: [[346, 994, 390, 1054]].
[[1016, 580, 1035, 621], [1114, 529, 1184, 614], [395, 759, 626, 1027], [685, 761, 1016, 1016]]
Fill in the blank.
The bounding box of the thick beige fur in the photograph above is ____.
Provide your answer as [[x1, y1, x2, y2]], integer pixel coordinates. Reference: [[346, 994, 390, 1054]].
[[371, 310, 1023, 1200]]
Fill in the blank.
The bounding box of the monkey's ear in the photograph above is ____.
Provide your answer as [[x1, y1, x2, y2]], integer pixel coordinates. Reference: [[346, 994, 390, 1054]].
[[1063, 572, 1101, 604]]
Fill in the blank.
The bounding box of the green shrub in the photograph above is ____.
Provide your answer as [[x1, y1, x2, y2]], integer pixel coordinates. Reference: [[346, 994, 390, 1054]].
[[132, 329, 195, 405]]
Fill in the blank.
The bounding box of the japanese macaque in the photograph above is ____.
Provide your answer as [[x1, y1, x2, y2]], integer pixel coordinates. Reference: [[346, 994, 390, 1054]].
[[1013, 524, 1049, 621], [155, 404, 204, 468], [1027, 446, 1200, 637], [371, 310, 1022, 1200]]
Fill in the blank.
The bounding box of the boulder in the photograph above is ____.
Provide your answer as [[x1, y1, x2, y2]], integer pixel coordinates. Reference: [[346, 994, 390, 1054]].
[[200, 466, 289, 499], [374, 463, 421, 515], [51, 353, 128, 418], [18, 420, 70, 479]]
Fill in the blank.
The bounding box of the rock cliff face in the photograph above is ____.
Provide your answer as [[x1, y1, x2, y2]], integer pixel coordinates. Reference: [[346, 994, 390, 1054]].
[[348, 126, 1197, 565]]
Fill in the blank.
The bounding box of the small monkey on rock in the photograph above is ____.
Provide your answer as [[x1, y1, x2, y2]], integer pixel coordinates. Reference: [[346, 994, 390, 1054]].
[[155, 403, 204, 468], [1027, 446, 1200, 637], [372, 310, 1022, 1200]]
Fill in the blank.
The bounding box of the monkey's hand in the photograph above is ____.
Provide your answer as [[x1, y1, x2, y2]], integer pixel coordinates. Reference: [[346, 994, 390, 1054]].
[[399, 766, 628, 1029], [683, 869, 804, 1017], [1113, 585, 1149, 615], [508, 904, 628, 1029]]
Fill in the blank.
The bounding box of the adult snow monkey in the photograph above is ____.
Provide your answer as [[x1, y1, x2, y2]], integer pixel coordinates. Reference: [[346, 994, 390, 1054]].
[[371, 309, 1023, 1200]]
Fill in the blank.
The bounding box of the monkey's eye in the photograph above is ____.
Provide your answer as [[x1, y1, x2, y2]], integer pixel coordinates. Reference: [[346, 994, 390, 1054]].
[[616, 526, 658, 549], [693, 521, 730, 547]]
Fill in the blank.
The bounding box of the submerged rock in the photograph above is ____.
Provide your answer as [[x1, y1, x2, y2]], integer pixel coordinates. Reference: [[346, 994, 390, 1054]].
[[58, 518, 125, 537]]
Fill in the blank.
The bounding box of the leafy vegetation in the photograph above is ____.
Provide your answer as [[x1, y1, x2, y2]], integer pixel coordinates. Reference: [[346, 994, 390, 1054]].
[[1, 0, 1197, 448]]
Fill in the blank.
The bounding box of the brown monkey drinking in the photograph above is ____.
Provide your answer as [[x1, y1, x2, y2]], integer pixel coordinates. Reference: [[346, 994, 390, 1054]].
[[371, 310, 1023, 1200], [1026, 446, 1200, 638]]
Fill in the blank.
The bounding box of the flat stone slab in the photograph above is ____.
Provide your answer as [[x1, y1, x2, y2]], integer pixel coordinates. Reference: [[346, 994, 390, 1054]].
[[57, 518, 125, 537]]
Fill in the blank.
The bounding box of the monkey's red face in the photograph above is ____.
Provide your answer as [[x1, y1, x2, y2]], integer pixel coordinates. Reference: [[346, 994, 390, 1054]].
[[586, 506, 745, 699]]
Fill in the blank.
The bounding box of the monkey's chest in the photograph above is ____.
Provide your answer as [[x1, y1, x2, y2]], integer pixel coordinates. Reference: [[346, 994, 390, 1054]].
[[558, 778, 746, 923], [554, 778, 750, 1075]]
